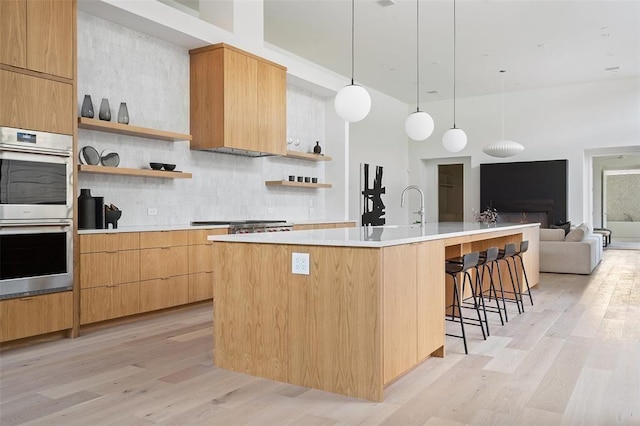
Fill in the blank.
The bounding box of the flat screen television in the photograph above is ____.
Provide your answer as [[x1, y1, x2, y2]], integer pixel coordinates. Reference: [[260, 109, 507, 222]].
[[480, 159, 567, 226]]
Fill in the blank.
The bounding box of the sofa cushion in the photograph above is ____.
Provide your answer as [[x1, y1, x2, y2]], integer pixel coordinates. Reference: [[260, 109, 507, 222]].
[[565, 227, 585, 242], [540, 228, 566, 241]]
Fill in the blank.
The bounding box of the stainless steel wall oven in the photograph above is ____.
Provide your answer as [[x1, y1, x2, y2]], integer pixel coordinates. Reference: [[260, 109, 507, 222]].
[[0, 126, 73, 299]]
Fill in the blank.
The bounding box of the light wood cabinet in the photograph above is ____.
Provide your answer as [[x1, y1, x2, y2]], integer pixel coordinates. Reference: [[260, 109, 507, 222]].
[[80, 282, 139, 325], [0, 69, 73, 134], [188, 228, 227, 302], [0, 0, 74, 79], [0, 292, 73, 342], [140, 275, 189, 312], [189, 43, 287, 156]]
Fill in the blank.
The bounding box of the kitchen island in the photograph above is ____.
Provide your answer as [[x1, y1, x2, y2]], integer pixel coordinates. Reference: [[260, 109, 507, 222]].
[[209, 222, 539, 401]]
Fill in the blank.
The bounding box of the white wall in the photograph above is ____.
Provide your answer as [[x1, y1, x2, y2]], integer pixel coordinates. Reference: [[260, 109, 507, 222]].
[[409, 77, 640, 226], [349, 89, 411, 225]]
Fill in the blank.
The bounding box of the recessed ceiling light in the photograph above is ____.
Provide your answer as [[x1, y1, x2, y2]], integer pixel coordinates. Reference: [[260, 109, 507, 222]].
[[537, 43, 545, 48], [606, 53, 615, 57], [376, 0, 396, 7], [601, 33, 610, 38], [427, 90, 439, 95], [481, 53, 491, 57], [605, 66, 620, 71], [432, 60, 441, 65]]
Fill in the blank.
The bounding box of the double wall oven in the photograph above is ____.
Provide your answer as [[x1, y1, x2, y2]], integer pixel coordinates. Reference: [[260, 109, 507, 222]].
[[0, 127, 74, 299]]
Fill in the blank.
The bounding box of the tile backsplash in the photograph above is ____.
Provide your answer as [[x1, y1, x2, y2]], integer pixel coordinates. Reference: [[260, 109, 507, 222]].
[[77, 12, 327, 226]]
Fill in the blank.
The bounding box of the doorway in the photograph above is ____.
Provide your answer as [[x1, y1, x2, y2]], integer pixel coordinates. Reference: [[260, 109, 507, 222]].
[[438, 164, 464, 222]]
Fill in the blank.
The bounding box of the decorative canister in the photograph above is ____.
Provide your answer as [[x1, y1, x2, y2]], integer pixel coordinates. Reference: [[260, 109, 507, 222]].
[[78, 189, 96, 229], [313, 141, 322, 154]]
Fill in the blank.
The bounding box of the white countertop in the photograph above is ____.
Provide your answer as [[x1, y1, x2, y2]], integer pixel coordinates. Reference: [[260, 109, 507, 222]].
[[207, 222, 540, 248], [77, 220, 356, 235]]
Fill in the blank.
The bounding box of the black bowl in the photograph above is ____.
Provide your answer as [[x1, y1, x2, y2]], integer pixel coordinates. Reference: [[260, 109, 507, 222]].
[[150, 162, 163, 170], [163, 163, 176, 171]]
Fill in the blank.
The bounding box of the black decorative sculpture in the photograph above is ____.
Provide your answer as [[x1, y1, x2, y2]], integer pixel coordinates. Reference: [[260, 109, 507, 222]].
[[361, 163, 386, 226]]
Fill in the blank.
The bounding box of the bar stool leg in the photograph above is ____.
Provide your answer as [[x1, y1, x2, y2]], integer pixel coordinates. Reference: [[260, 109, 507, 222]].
[[481, 263, 505, 326], [516, 253, 534, 305], [489, 261, 509, 322], [452, 273, 468, 354], [463, 270, 486, 340], [506, 257, 525, 313], [474, 267, 491, 336]]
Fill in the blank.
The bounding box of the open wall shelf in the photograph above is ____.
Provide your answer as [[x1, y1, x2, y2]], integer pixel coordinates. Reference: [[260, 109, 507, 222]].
[[78, 165, 192, 179], [265, 180, 331, 189], [78, 117, 192, 142]]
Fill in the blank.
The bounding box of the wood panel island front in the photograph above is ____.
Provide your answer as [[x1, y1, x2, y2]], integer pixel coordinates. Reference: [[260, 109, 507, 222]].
[[209, 223, 539, 401]]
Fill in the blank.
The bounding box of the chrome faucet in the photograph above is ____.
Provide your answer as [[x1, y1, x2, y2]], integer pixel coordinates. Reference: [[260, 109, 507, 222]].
[[401, 185, 426, 227]]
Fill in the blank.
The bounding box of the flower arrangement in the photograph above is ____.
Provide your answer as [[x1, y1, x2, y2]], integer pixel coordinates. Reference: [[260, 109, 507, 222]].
[[473, 206, 498, 225]]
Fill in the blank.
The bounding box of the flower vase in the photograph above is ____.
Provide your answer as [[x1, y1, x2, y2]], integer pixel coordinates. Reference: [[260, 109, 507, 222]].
[[81, 95, 94, 118]]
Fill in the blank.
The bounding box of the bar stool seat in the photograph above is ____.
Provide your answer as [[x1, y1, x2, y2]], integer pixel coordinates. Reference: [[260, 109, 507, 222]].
[[445, 251, 486, 354]]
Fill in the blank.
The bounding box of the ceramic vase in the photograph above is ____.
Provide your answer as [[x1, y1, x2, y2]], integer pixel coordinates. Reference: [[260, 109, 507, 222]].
[[99, 98, 111, 121], [81, 95, 94, 118]]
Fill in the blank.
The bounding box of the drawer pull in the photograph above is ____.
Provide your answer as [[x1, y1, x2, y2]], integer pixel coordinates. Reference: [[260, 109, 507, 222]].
[[205, 271, 213, 274], [105, 250, 118, 254], [20, 297, 34, 301], [161, 247, 170, 250], [106, 285, 117, 288], [161, 277, 170, 280]]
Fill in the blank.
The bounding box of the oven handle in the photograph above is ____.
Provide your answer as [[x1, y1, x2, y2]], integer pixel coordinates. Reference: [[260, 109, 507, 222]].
[[0, 221, 72, 228]]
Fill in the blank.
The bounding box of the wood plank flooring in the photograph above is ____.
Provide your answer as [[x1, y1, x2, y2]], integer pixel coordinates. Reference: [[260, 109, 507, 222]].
[[1, 249, 638, 425]]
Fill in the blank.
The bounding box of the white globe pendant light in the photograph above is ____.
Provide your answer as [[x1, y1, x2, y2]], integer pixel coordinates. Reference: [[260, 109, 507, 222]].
[[442, 0, 467, 153], [483, 70, 524, 158], [335, 84, 371, 123], [442, 127, 468, 152], [334, 0, 371, 123], [406, 0, 434, 141], [405, 111, 434, 141]]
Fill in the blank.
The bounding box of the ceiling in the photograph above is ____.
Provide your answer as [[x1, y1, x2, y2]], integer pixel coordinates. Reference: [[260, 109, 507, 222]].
[[262, 0, 640, 104]]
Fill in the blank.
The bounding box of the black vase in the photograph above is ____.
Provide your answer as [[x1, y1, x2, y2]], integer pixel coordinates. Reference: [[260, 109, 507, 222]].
[[78, 189, 96, 229], [81, 95, 94, 118], [313, 141, 322, 154]]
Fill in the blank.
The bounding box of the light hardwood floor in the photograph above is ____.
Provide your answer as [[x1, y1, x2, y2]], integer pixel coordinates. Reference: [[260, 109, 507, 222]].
[[1, 249, 638, 425]]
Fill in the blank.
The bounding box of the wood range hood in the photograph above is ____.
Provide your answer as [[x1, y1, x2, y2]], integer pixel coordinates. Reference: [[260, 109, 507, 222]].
[[189, 43, 287, 158]]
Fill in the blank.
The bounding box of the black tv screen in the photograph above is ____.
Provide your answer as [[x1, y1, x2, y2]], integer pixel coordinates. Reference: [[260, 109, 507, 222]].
[[480, 159, 568, 225]]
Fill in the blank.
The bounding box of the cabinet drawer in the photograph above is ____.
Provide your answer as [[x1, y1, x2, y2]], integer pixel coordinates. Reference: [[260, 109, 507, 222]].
[[189, 272, 214, 302], [79, 233, 139, 253], [0, 69, 73, 134], [0, 292, 72, 342], [189, 244, 214, 274], [189, 228, 227, 245], [140, 230, 189, 249], [139, 275, 189, 312], [140, 246, 189, 280], [80, 250, 140, 289], [80, 282, 140, 325]]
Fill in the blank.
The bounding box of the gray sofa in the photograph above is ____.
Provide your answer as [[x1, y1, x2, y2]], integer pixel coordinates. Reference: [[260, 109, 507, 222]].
[[539, 223, 603, 274]]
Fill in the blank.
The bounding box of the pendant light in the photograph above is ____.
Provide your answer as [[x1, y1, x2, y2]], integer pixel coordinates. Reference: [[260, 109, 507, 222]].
[[483, 70, 524, 157], [405, 0, 434, 141], [334, 0, 371, 123], [442, 0, 467, 153]]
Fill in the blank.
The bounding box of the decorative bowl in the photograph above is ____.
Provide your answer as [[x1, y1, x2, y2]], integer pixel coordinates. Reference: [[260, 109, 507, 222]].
[[150, 162, 163, 170], [163, 163, 176, 171]]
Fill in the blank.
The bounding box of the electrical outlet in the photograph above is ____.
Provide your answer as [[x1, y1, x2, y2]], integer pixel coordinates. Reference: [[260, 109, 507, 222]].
[[292, 252, 310, 275], [147, 207, 158, 216]]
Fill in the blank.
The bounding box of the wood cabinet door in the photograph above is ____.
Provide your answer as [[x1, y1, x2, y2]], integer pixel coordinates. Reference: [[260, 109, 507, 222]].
[[0, 292, 72, 342], [80, 250, 140, 289], [257, 61, 286, 155], [139, 231, 189, 249], [80, 283, 140, 325], [80, 233, 139, 253], [0, 69, 73, 134], [26, 0, 74, 79], [0, 0, 26, 69], [224, 48, 258, 151], [188, 244, 214, 274], [139, 275, 189, 312], [140, 246, 189, 281], [189, 272, 214, 302]]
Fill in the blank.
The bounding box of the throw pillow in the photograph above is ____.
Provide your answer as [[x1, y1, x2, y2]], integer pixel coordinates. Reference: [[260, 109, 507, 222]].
[[550, 221, 571, 235], [565, 227, 585, 242]]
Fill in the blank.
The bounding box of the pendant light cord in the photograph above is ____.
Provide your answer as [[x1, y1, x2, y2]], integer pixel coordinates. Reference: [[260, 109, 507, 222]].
[[351, 0, 355, 85], [415, 0, 420, 112], [452, 0, 457, 128], [500, 70, 506, 139]]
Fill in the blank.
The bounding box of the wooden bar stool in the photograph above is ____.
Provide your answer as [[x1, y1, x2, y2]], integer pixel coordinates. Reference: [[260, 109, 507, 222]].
[[445, 251, 486, 354]]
